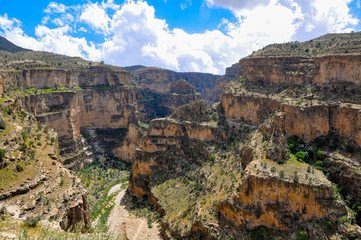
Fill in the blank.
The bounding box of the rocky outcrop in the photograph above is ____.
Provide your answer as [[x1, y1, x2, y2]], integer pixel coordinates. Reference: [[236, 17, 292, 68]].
[[218, 159, 346, 232], [221, 92, 361, 146], [1, 66, 134, 90], [18, 88, 141, 166], [206, 63, 239, 103], [0, 64, 204, 167], [239, 55, 361, 87], [221, 92, 280, 124], [60, 195, 91, 233], [138, 85, 201, 122], [129, 67, 220, 102], [171, 100, 208, 122], [170, 79, 196, 95]]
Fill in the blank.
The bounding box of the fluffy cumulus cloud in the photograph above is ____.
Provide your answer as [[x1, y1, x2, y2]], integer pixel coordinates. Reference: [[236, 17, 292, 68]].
[[44, 2, 67, 14], [0, 0, 359, 74]]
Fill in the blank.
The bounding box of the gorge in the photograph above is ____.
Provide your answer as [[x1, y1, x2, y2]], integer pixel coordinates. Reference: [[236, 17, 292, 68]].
[[0, 32, 360, 239]]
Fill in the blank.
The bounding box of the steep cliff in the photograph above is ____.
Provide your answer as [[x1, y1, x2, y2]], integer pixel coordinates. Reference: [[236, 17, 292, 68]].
[[126, 66, 221, 103], [0, 97, 90, 233]]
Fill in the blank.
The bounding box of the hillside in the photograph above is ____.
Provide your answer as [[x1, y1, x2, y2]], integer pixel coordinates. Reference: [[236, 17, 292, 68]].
[[0, 36, 30, 53], [249, 32, 361, 58]]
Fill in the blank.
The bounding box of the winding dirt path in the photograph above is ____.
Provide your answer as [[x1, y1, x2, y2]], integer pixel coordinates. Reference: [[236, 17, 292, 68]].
[[107, 184, 162, 240]]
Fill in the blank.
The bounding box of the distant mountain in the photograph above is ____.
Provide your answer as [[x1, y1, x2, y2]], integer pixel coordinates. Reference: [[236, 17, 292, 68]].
[[0, 36, 31, 53], [122, 65, 147, 72]]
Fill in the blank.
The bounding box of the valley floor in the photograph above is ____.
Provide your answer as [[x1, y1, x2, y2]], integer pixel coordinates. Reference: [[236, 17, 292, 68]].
[[107, 183, 162, 240]]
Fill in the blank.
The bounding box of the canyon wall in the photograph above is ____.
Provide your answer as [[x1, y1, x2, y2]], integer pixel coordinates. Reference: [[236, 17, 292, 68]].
[[0, 102, 90, 232], [129, 67, 221, 102], [0, 66, 134, 90], [240, 55, 361, 86], [18, 88, 139, 161], [218, 166, 346, 231], [221, 93, 361, 146], [0, 66, 202, 167]]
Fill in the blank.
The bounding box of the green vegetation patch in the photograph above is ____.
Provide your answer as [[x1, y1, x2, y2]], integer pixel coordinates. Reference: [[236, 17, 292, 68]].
[[7, 86, 84, 98]]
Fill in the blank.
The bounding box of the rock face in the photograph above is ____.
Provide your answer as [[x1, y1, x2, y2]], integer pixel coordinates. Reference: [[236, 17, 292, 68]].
[[0, 101, 90, 232], [238, 56, 361, 86], [127, 66, 221, 102], [218, 159, 346, 231], [60, 195, 91, 233], [171, 100, 208, 122], [221, 92, 361, 146], [18, 88, 141, 166], [206, 63, 239, 103], [1, 66, 134, 90]]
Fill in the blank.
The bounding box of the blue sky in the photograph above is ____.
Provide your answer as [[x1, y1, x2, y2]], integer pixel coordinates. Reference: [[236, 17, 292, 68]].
[[1, 0, 360, 74]]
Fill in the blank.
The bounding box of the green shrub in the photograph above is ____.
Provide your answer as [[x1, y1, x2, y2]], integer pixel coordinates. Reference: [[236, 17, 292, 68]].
[[0, 206, 6, 215], [0, 118, 5, 130], [314, 161, 323, 167], [138, 121, 149, 129], [295, 151, 305, 161], [24, 216, 40, 227], [3, 106, 13, 115], [349, 233, 357, 240], [210, 154, 216, 162], [297, 231, 308, 240], [338, 216, 350, 224], [16, 164, 24, 172], [21, 128, 30, 141], [0, 149, 5, 161]]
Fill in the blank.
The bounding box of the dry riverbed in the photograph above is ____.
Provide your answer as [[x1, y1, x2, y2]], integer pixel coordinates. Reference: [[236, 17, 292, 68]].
[[107, 183, 162, 240]]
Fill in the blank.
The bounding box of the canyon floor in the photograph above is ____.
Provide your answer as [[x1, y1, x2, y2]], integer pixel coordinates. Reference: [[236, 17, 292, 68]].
[[107, 183, 162, 240]]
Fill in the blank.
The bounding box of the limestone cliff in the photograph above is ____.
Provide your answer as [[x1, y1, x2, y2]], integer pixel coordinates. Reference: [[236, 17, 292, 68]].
[[0, 98, 90, 232], [126, 66, 221, 102], [221, 90, 361, 147], [0, 66, 134, 90]]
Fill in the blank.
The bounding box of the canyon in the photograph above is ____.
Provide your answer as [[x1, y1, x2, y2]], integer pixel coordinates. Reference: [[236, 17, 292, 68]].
[[0, 32, 360, 240]]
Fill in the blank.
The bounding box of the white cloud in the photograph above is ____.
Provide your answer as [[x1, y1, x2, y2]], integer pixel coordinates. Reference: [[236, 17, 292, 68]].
[[44, 2, 67, 14], [80, 3, 110, 33], [0, 0, 359, 74], [206, 0, 271, 10], [180, 0, 192, 10], [78, 27, 88, 32], [52, 18, 64, 26]]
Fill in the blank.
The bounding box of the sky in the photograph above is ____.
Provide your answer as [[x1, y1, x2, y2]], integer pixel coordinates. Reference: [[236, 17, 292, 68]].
[[0, 0, 360, 74]]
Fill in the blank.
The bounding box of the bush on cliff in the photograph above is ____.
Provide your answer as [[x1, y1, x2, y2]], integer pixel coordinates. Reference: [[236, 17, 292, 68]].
[[0, 118, 5, 130], [0, 149, 5, 162]]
